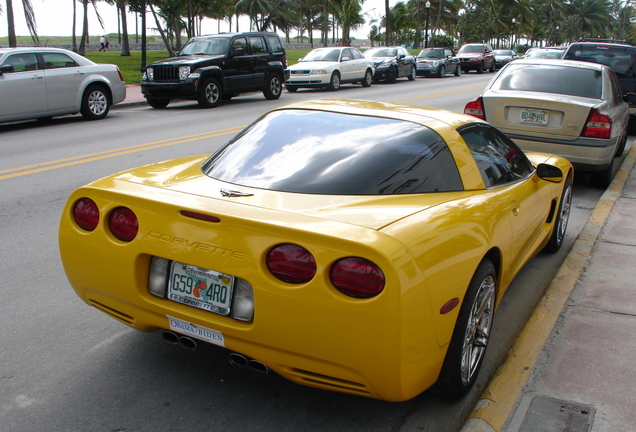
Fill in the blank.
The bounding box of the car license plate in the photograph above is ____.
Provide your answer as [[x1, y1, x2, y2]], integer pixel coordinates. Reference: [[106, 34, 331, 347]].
[[520, 108, 549, 125], [168, 261, 234, 316]]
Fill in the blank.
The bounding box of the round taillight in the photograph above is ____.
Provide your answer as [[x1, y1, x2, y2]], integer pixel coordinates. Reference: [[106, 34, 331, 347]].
[[73, 198, 100, 231], [330, 257, 385, 298], [266, 244, 316, 284], [108, 207, 139, 242]]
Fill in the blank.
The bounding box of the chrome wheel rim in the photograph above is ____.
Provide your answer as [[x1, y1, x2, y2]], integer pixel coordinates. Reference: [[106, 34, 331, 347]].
[[206, 83, 220, 103], [269, 77, 281, 96], [461, 275, 495, 386], [556, 183, 572, 246], [88, 90, 107, 116]]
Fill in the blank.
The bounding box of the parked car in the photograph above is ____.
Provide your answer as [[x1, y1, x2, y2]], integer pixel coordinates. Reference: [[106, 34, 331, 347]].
[[0, 47, 125, 123], [141, 32, 288, 108], [285, 47, 374, 91], [523, 48, 564, 59], [416, 47, 461, 77], [457, 43, 495, 73], [563, 39, 636, 129], [363, 46, 416, 82], [59, 98, 573, 402], [464, 59, 631, 187], [493, 49, 519, 69]]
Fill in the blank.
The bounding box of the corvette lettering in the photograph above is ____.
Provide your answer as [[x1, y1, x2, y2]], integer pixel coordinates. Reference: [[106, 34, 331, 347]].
[[148, 231, 246, 259]]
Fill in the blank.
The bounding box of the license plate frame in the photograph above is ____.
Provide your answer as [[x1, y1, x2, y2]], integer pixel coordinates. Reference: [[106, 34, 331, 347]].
[[519, 108, 549, 125], [168, 261, 234, 316]]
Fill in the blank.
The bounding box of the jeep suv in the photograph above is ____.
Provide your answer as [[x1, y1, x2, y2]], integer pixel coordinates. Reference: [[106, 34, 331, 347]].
[[457, 43, 495, 73], [563, 39, 636, 122], [141, 32, 288, 108]]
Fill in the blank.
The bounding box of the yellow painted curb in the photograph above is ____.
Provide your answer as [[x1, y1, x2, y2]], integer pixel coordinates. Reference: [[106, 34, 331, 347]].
[[462, 145, 636, 431]]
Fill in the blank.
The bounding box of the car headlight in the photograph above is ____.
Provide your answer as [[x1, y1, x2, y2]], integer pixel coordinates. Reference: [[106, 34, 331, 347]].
[[145, 67, 154, 81], [379, 61, 390, 67], [311, 69, 328, 75], [432, 61, 439, 67], [179, 65, 191, 80]]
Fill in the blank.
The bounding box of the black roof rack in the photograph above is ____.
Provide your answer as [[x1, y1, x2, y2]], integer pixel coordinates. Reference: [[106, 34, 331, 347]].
[[577, 38, 636, 46]]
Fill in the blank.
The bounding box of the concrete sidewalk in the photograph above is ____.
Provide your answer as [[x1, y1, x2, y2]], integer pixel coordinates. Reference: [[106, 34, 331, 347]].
[[461, 147, 636, 432], [120, 84, 146, 106]]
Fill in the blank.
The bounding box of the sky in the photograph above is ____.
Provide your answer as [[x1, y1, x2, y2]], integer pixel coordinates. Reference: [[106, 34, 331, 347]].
[[2, 0, 393, 41]]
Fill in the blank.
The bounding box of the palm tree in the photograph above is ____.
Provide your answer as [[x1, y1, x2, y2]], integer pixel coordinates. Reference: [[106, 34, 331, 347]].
[[3, 0, 38, 47]]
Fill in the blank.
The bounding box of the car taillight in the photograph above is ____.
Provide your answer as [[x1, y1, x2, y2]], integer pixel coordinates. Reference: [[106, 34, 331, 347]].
[[266, 244, 316, 284], [73, 198, 100, 231], [116, 67, 124, 82], [108, 207, 139, 242], [464, 97, 486, 120], [581, 108, 611, 139], [330, 257, 385, 298]]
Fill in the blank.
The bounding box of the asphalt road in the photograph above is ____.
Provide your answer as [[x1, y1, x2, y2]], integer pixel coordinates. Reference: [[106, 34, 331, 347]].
[[0, 72, 613, 432]]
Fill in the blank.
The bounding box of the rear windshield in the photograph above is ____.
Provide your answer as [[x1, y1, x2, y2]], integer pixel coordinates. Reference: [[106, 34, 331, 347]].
[[203, 109, 462, 195], [491, 63, 602, 99], [565, 44, 636, 78]]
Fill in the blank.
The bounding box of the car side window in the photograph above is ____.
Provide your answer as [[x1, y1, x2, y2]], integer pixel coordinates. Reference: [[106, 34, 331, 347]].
[[42, 52, 77, 69], [2, 53, 39, 72], [341, 48, 353, 61], [459, 123, 534, 187], [351, 48, 364, 60], [609, 70, 624, 104], [232, 37, 248, 55], [267, 36, 283, 53], [445, 49, 453, 57], [249, 37, 266, 54]]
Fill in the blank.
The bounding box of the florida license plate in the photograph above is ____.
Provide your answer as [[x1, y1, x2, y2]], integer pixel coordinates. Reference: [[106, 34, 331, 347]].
[[168, 262, 234, 316], [520, 108, 549, 125]]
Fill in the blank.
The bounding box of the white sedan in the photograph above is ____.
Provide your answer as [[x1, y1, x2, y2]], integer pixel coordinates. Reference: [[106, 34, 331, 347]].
[[464, 59, 631, 187], [285, 47, 374, 92], [0, 47, 126, 123]]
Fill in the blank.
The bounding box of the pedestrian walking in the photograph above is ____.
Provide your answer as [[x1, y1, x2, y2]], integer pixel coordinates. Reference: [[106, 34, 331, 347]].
[[99, 36, 105, 52], [104, 37, 110, 51]]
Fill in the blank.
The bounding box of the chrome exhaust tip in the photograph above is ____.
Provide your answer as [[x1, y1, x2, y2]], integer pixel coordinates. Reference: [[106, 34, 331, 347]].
[[228, 352, 249, 368], [248, 359, 269, 374], [178, 335, 197, 351], [162, 331, 179, 345]]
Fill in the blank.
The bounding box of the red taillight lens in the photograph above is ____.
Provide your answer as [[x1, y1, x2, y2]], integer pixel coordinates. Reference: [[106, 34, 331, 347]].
[[266, 244, 316, 284], [464, 97, 486, 120], [73, 198, 100, 231], [330, 257, 385, 298], [116, 67, 124, 82], [582, 108, 611, 139], [108, 207, 139, 242]]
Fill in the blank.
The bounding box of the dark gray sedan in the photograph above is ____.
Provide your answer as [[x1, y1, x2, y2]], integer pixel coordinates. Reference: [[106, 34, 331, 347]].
[[416, 47, 461, 77]]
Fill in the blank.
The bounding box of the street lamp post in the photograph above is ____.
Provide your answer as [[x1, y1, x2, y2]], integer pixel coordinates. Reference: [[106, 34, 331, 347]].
[[555, 25, 560, 46], [511, 18, 516, 49], [425, 1, 431, 48]]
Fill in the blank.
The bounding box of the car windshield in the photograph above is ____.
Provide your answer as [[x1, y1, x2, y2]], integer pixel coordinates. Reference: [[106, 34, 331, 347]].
[[302, 49, 342, 62], [365, 48, 397, 57], [179, 37, 230, 55], [491, 63, 603, 99], [418, 49, 444, 58], [493, 50, 513, 56], [564, 44, 636, 78], [203, 109, 462, 195], [459, 45, 484, 54]]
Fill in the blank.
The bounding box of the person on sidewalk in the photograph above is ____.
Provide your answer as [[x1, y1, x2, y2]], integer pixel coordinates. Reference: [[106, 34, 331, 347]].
[[99, 36, 105, 52], [104, 37, 110, 51]]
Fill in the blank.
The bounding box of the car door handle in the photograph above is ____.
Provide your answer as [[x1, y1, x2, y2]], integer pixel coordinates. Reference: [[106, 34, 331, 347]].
[[511, 200, 520, 216], [32, 75, 44, 79]]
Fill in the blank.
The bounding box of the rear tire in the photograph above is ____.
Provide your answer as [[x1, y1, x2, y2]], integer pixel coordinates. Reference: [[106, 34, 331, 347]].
[[544, 176, 572, 253], [435, 259, 496, 400], [361, 69, 373, 87], [80, 84, 111, 120], [197, 77, 221, 108], [408, 65, 416, 81], [590, 164, 614, 188], [263, 73, 282, 100], [285, 85, 298, 93]]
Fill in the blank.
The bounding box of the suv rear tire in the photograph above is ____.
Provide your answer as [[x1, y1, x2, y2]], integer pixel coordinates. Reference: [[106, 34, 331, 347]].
[[263, 73, 283, 100], [197, 77, 222, 108]]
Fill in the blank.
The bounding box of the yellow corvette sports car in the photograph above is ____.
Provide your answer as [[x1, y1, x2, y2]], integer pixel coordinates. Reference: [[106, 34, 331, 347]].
[[59, 99, 573, 402]]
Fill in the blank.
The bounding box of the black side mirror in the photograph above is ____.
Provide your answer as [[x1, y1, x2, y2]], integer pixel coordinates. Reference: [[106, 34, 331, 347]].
[[536, 163, 564, 183], [0, 64, 14, 74]]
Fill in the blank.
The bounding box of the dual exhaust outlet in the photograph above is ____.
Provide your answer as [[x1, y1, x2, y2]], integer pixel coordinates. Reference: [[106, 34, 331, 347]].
[[162, 331, 269, 374]]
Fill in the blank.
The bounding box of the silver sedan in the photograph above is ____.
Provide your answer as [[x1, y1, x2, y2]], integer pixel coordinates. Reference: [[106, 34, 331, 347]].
[[0, 47, 126, 123], [464, 59, 630, 187]]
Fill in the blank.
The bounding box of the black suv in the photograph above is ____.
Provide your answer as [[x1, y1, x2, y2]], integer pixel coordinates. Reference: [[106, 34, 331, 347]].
[[141, 32, 289, 108], [563, 39, 636, 120]]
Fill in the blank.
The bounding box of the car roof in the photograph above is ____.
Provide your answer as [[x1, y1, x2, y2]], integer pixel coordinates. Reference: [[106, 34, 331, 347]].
[[0, 47, 73, 54]]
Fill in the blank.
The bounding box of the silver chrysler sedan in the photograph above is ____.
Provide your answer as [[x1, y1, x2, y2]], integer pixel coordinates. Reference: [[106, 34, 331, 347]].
[[0, 47, 126, 123]]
